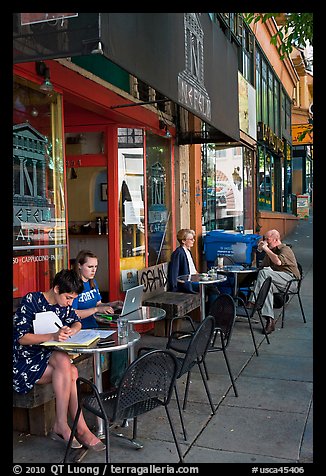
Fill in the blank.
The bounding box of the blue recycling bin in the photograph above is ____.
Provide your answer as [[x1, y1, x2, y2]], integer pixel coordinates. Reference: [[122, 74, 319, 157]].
[[203, 230, 262, 269], [203, 231, 261, 300]]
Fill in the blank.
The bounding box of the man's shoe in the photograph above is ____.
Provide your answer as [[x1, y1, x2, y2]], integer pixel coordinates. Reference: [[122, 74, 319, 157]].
[[264, 317, 275, 335]]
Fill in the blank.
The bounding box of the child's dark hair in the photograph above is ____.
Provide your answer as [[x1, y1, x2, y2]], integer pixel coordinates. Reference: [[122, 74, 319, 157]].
[[52, 269, 84, 295]]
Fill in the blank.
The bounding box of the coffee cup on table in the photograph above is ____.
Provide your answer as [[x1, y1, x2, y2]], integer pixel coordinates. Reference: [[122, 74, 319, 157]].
[[217, 256, 224, 269]]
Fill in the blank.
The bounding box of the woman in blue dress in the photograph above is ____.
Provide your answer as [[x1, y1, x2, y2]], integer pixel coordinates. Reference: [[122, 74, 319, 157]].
[[72, 249, 122, 329], [13, 269, 105, 451]]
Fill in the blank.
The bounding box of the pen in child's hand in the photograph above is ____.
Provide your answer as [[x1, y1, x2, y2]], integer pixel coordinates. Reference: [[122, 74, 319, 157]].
[[55, 322, 71, 338]]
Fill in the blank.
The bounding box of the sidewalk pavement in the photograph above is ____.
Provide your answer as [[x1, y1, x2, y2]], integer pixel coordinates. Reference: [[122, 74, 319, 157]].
[[12, 210, 313, 467]]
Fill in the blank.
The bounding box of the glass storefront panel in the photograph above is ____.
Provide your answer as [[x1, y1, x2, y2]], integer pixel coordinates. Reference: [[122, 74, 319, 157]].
[[118, 128, 145, 289], [202, 145, 244, 231], [285, 143, 293, 212], [257, 146, 273, 211], [243, 148, 254, 231], [117, 129, 173, 284], [13, 77, 67, 300], [146, 132, 173, 266]]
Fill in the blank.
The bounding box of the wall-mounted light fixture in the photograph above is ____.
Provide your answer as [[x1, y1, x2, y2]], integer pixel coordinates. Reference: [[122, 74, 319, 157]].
[[159, 116, 172, 139], [30, 107, 39, 117], [91, 41, 104, 55], [164, 126, 172, 138], [69, 167, 78, 180], [35, 61, 54, 92]]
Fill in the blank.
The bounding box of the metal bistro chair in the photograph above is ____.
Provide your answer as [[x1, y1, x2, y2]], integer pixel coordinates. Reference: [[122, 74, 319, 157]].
[[167, 296, 238, 398], [213, 255, 235, 295], [203, 294, 238, 397], [139, 315, 215, 441], [236, 268, 259, 303], [273, 262, 306, 328], [235, 276, 273, 355], [64, 349, 183, 463]]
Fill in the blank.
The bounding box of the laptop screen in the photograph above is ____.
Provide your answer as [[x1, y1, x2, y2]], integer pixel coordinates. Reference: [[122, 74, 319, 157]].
[[120, 284, 144, 316]]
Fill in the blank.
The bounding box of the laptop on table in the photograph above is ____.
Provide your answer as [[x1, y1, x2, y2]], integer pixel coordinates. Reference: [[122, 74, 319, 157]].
[[96, 284, 144, 322]]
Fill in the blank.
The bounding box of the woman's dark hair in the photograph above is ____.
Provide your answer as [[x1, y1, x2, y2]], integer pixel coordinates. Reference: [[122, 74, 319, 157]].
[[73, 249, 98, 289], [52, 269, 84, 295]]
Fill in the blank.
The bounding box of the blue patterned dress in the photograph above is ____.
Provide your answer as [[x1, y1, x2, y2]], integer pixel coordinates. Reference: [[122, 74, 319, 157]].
[[13, 292, 81, 394]]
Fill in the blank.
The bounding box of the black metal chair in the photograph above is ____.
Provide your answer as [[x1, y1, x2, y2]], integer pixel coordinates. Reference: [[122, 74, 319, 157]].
[[236, 268, 259, 303], [169, 315, 215, 440], [213, 255, 235, 295], [235, 276, 272, 355], [273, 262, 306, 328], [203, 294, 238, 397], [63, 349, 183, 463], [139, 315, 216, 441], [166, 296, 238, 398]]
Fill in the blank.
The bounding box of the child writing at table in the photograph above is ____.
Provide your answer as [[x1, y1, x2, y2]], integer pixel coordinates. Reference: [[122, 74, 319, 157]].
[[13, 269, 106, 451]]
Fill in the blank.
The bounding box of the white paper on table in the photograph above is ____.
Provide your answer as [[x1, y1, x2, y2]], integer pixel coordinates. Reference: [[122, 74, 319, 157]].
[[33, 311, 63, 334], [95, 330, 116, 338], [42, 329, 116, 347]]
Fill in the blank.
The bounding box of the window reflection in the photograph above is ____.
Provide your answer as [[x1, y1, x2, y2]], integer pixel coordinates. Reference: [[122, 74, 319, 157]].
[[258, 146, 273, 211], [118, 129, 145, 258], [13, 77, 66, 300], [146, 132, 172, 266], [118, 128, 145, 289], [202, 145, 244, 231]]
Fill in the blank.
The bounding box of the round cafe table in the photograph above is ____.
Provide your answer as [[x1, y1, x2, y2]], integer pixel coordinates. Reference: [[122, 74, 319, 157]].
[[96, 306, 166, 360], [213, 265, 258, 298], [177, 273, 227, 321], [53, 330, 140, 438]]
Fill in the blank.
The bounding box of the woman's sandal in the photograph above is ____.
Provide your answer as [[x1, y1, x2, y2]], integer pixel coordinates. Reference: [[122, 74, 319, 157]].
[[49, 431, 82, 449], [77, 438, 106, 452]]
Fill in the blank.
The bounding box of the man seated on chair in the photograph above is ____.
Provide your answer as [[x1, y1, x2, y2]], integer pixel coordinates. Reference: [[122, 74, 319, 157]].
[[249, 229, 300, 335]]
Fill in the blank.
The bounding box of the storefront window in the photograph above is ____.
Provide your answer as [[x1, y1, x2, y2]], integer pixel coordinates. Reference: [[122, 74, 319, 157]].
[[306, 157, 312, 198], [202, 145, 244, 231], [146, 132, 173, 266], [257, 146, 273, 211], [255, 50, 261, 123], [118, 128, 145, 289], [274, 80, 280, 137], [284, 143, 293, 212], [268, 71, 275, 131], [13, 77, 67, 301], [117, 129, 173, 288], [243, 148, 254, 231], [261, 59, 268, 124]]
